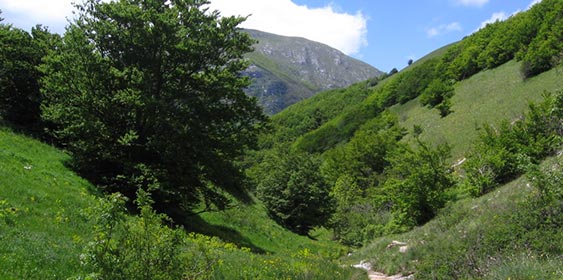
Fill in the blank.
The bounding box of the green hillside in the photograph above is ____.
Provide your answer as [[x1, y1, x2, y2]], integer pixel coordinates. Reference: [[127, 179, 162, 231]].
[[268, 0, 563, 155], [345, 155, 563, 279], [393, 59, 563, 159], [0, 127, 362, 279], [2, 0, 563, 279], [0, 127, 96, 279], [249, 0, 563, 277]]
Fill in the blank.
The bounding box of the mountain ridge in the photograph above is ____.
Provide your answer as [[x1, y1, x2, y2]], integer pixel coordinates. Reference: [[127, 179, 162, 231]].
[[242, 29, 383, 115]]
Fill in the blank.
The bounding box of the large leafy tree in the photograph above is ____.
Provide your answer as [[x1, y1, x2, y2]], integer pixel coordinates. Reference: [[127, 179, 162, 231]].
[[257, 145, 334, 235], [41, 0, 266, 213]]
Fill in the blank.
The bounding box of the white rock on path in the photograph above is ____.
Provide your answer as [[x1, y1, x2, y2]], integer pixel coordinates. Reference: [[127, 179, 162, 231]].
[[352, 261, 414, 280]]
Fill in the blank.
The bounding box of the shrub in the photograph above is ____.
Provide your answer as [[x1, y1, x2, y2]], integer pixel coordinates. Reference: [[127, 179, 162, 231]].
[[384, 138, 455, 231], [463, 91, 563, 196], [420, 78, 455, 117], [79, 190, 217, 280]]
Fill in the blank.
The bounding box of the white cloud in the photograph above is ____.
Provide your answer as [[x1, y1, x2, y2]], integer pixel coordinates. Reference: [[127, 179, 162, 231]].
[[528, 0, 543, 8], [478, 11, 508, 29], [0, 0, 369, 55], [0, 0, 73, 21], [0, 0, 75, 31], [207, 0, 368, 55], [475, 0, 542, 33], [427, 22, 462, 38], [454, 0, 489, 7]]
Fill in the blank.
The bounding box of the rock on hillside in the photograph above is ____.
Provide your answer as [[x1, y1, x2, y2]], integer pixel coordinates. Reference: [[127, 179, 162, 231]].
[[243, 29, 383, 115]]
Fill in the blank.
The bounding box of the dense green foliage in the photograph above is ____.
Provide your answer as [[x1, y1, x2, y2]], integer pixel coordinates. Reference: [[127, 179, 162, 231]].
[[256, 146, 334, 235], [321, 113, 403, 244], [259, 110, 455, 243], [324, 124, 454, 244], [79, 191, 192, 280], [439, 0, 563, 80], [0, 21, 59, 127], [40, 0, 266, 212], [383, 138, 454, 231]]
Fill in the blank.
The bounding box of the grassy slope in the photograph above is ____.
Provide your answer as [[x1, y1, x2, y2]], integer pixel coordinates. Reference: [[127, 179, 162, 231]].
[[0, 127, 363, 279], [392, 60, 563, 159], [288, 45, 457, 153], [195, 204, 365, 279], [341, 61, 563, 278], [0, 127, 96, 279], [345, 156, 563, 279]]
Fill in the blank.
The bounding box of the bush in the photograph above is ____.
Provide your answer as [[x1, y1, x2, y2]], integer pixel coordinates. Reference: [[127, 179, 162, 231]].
[[79, 190, 216, 280], [520, 37, 560, 79], [321, 114, 403, 244], [463, 91, 563, 196], [420, 78, 455, 117], [384, 139, 455, 230], [523, 163, 563, 248]]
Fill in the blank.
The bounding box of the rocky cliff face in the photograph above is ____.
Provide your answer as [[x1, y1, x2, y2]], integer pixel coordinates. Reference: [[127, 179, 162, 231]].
[[243, 29, 383, 115]]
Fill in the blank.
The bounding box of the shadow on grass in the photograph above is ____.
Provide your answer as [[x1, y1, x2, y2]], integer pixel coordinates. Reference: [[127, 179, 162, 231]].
[[179, 213, 270, 254]]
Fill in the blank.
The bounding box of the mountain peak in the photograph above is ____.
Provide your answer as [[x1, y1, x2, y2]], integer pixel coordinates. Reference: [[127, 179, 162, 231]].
[[242, 29, 382, 115]]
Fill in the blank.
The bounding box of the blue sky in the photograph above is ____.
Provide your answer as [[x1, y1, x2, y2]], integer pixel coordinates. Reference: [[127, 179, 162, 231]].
[[289, 0, 540, 71], [0, 0, 542, 72]]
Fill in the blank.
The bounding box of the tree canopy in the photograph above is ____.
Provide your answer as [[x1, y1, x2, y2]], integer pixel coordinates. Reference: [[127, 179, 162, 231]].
[[256, 145, 334, 235], [40, 0, 266, 213], [0, 22, 59, 127]]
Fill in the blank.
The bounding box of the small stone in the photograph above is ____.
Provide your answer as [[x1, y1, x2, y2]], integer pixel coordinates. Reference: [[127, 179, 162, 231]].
[[399, 246, 408, 253]]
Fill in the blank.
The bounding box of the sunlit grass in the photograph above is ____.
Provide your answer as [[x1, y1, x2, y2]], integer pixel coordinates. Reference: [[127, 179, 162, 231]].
[[392, 60, 563, 159], [0, 127, 363, 279], [345, 150, 563, 279], [0, 127, 96, 279]]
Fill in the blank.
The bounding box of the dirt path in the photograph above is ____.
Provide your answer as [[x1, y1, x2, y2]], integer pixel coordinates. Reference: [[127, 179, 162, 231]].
[[353, 261, 413, 280], [366, 270, 412, 280]]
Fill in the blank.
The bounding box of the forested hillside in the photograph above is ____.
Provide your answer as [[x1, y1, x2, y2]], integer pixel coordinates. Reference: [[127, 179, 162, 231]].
[[1, 0, 563, 279], [250, 0, 563, 277]]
